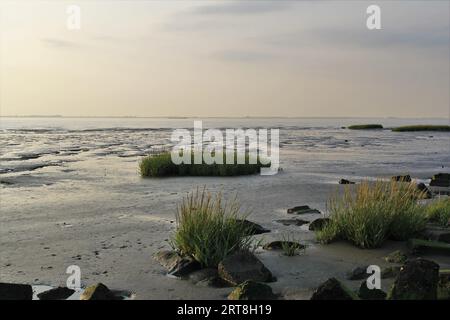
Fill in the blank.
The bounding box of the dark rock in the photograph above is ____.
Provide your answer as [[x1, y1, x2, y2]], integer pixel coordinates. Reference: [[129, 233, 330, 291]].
[[391, 175, 412, 182], [80, 283, 120, 300], [358, 281, 386, 300], [188, 268, 218, 284], [438, 271, 450, 300], [388, 258, 439, 300], [37, 287, 75, 300], [237, 219, 270, 235], [310, 278, 357, 300], [308, 218, 330, 231], [430, 173, 450, 187], [381, 266, 402, 279], [408, 238, 450, 255], [0, 283, 33, 300], [287, 205, 321, 214], [384, 250, 408, 264], [154, 250, 201, 278], [218, 251, 273, 286], [417, 183, 432, 198], [339, 179, 355, 185], [420, 226, 450, 244], [345, 265, 369, 280], [228, 281, 276, 300], [262, 241, 305, 251], [274, 219, 309, 226]]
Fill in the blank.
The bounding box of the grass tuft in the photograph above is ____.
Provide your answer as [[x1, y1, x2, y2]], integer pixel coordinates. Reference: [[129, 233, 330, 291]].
[[426, 198, 450, 227], [316, 180, 427, 249], [392, 125, 450, 132], [171, 188, 255, 268], [139, 151, 269, 177], [347, 124, 383, 130]]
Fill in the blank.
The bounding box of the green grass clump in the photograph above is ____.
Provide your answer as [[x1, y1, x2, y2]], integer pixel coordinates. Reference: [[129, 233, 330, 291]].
[[171, 189, 254, 268], [426, 198, 450, 227], [316, 180, 427, 249], [392, 125, 450, 132], [280, 235, 306, 257], [139, 151, 269, 177], [347, 124, 383, 130]]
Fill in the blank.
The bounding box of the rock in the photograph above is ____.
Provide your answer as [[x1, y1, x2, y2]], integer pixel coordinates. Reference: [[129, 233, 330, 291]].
[[308, 218, 330, 231], [388, 258, 439, 300], [381, 266, 402, 279], [408, 238, 450, 255], [228, 281, 276, 300], [420, 226, 450, 244], [384, 250, 407, 264], [287, 205, 321, 214], [274, 219, 309, 226], [218, 251, 273, 286], [0, 283, 33, 300], [358, 281, 386, 300], [188, 268, 218, 284], [237, 219, 270, 235], [339, 179, 355, 185], [37, 287, 75, 300], [438, 271, 450, 300], [310, 278, 358, 300], [80, 283, 120, 300], [430, 173, 450, 187], [417, 183, 432, 199], [345, 265, 369, 280], [262, 241, 305, 251], [391, 175, 411, 182], [154, 250, 201, 278]]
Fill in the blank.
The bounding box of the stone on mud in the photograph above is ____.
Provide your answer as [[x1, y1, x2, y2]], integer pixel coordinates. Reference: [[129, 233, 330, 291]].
[[308, 218, 330, 231], [218, 251, 273, 286], [80, 283, 120, 300], [228, 281, 276, 300], [0, 283, 32, 300], [37, 287, 75, 300], [310, 278, 358, 300], [358, 281, 386, 300]]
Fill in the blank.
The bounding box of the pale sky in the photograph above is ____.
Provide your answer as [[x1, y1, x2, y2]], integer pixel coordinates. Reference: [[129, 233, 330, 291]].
[[0, 0, 449, 118]]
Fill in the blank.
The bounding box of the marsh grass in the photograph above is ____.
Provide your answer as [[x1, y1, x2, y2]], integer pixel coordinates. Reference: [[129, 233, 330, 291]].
[[392, 125, 450, 132], [139, 151, 269, 177], [426, 198, 450, 227], [348, 124, 383, 130], [171, 189, 255, 267], [316, 180, 427, 248], [280, 234, 306, 256]]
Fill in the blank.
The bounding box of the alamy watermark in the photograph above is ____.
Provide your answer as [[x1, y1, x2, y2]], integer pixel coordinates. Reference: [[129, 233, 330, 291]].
[[170, 121, 280, 175]]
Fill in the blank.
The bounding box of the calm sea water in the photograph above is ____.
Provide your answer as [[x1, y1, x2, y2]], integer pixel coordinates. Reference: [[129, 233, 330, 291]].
[[0, 117, 449, 184]]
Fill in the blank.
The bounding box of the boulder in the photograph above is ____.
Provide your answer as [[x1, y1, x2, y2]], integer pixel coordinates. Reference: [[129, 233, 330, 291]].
[[188, 268, 218, 284], [262, 241, 305, 251], [310, 278, 357, 300], [345, 265, 369, 281], [308, 218, 330, 231], [154, 250, 201, 278], [80, 283, 120, 300], [391, 175, 412, 182], [381, 266, 402, 279], [430, 173, 450, 187], [228, 281, 276, 300], [417, 183, 432, 199], [218, 251, 273, 286], [274, 219, 309, 226], [287, 205, 321, 214], [420, 226, 450, 244], [37, 287, 75, 300], [438, 271, 450, 300], [408, 238, 450, 255], [388, 258, 439, 300], [0, 283, 33, 300], [237, 220, 270, 235], [384, 250, 407, 264], [339, 179, 355, 185], [358, 281, 386, 300]]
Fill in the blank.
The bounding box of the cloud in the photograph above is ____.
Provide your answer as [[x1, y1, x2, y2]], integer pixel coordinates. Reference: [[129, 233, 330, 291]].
[[190, 1, 293, 15], [41, 38, 81, 49], [210, 50, 275, 62]]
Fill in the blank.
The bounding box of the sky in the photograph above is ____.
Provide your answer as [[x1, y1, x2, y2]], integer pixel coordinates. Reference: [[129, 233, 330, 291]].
[[0, 0, 449, 118]]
